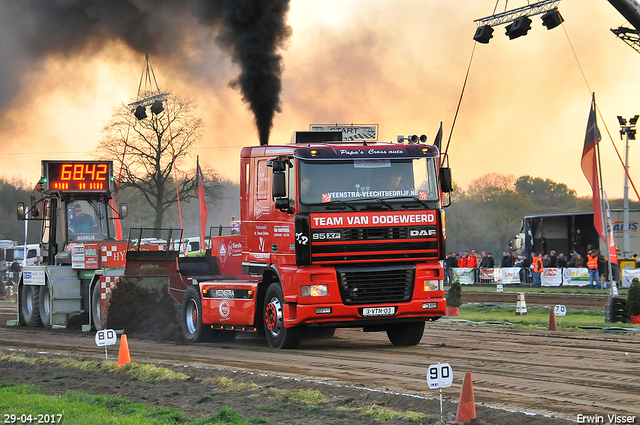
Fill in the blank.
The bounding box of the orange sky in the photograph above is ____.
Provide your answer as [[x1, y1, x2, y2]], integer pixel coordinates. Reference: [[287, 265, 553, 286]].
[[1, 0, 639, 200]]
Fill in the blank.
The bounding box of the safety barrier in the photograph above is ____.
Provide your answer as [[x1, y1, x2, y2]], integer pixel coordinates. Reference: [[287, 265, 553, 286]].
[[447, 267, 638, 287]]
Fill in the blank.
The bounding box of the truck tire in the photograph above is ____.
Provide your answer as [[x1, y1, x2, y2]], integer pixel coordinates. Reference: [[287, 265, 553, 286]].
[[264, 283, 300, 349], [21, 285, 42, 328], [386, 321, 425, 346], [39, 283, 51, 328], [92, 283, 102, 331], [181, 286, 213, 343]]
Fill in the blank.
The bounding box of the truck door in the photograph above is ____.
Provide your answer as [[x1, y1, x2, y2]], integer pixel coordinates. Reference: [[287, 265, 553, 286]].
[[247, 159, 272, 263]]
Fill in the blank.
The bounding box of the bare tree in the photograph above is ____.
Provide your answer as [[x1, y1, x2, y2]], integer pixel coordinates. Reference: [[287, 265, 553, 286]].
[[96, 94, 220, 229]]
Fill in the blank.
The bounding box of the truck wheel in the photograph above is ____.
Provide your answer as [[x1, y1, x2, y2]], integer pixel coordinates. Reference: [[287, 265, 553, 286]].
[[264, 283, 300, 349], [181, 286, 213, 343], [92, 283, 102, 331], [386, 321, 425, 346], [39, 284, 51, 328], [21, 285, 42, 328]]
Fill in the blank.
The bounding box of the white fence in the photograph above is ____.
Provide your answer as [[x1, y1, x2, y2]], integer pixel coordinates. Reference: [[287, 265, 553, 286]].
[[449, 267, 640, 287]]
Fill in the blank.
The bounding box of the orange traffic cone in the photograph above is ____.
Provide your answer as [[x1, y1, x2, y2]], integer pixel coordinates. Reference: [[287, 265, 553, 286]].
[[454, 372, 476, 424], [117, 334, 131, 368], [548, 308, 557, 331]]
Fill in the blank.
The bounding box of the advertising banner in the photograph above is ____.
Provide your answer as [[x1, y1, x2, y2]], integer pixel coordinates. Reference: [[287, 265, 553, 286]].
[[622, 268, 640, 288], [541, 267, 562, 286], [564, 268, 590, 286], [501, 267, 522, 284], [479, 268, 495, 282], [451, 268, 475, 285]]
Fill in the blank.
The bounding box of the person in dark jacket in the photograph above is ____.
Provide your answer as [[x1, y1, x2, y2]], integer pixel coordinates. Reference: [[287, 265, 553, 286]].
[[557, 252, 568, 268], [501, 252, 511, 267]]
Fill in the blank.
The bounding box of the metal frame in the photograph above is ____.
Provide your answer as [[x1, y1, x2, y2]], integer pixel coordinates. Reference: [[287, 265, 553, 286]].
[[612, 26, 640, 55], [474, 0, 561, 27]]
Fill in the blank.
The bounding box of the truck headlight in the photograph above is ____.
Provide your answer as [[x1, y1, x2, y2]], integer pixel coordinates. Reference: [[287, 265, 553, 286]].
[[424, 280, 443, 291], [301, 285, 328, 297]]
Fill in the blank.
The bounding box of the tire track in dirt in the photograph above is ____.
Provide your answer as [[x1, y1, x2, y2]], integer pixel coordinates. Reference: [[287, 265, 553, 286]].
[[1, 293, 639, 420]]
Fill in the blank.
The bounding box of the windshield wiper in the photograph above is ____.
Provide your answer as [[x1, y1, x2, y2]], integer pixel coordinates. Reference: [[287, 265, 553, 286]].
[[394, 195, 430, 209], [347, 197, 394, 210], [304, 200, 358, 211]]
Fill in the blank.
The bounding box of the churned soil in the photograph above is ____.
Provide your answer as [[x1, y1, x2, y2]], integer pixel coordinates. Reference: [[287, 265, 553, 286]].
[[0, 291, 637, 424], [0, 348, 575, 425]]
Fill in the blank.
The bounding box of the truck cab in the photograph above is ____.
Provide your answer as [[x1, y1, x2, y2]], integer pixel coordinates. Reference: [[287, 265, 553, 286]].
[[193, 127, 453, 348]]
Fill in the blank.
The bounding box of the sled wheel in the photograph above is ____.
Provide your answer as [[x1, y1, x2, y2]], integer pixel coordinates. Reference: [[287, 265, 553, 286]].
[[21, 285, 42, 328], [181, 286, 213, 343], [386, 321, 425, 346], [264, 283, 300, 349], [39, 283, 51, 328], [92, 282, 102, 330]]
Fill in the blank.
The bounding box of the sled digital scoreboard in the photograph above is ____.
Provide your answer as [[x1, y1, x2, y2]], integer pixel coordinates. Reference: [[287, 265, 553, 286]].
[[42, 160, 114, 193]]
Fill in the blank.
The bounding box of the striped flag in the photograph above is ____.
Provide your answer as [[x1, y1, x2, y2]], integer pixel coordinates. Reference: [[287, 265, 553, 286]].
[[580, 94, 604, 243]]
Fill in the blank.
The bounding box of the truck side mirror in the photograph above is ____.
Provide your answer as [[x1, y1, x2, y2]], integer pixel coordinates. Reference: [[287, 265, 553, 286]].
[[273, 172, 286, 198], [275, 198, 290, 211], [439, 167, 452, 193], [119, 203, 128, 219], [17, 202, 25, 220]]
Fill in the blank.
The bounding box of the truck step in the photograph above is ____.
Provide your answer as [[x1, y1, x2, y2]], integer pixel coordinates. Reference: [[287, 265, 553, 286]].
[[52, 299, 82, 313]]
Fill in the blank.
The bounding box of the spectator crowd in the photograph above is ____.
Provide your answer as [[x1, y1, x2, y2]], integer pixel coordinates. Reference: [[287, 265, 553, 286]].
[[443, 247, 640, 287]]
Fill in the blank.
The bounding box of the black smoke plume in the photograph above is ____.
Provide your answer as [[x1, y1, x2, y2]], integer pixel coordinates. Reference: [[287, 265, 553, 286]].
[[0, 0, 291, 145]]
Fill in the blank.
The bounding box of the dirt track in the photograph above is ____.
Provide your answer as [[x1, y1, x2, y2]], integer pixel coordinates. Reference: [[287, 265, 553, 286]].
[[1, 293, 639, 423]]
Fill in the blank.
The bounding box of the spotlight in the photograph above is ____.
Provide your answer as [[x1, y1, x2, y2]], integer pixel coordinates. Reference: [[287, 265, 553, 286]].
[[410, 135, 418, 144], [134, 105, 147, 120], [630, 115, 639, 125], [505, 16, 532, 40], [541, 9, 563, 30], [630, 129, 637, 140], [150, 99, 164, 115], [618, 116, 627, 126], [419, 135, 427, 143], [473, 25, 494, 44]]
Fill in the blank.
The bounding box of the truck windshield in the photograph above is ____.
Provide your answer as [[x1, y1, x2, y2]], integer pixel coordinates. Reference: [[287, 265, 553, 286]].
[[299, 157, 439, 205], [67, 200, 110, 241]]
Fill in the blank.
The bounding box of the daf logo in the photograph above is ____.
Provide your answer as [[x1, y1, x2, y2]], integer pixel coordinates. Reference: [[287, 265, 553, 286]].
[[410, 229, 436, 237]]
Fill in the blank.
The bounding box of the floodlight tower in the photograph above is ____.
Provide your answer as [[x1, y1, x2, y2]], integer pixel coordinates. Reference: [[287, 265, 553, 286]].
[[618, 115, 638, 258]]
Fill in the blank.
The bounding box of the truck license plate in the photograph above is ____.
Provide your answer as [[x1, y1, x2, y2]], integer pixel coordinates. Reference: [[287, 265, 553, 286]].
[[362, 307, 395, 317]]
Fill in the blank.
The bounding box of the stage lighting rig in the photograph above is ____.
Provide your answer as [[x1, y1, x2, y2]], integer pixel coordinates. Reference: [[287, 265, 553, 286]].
[[473, 0, 563, 44]]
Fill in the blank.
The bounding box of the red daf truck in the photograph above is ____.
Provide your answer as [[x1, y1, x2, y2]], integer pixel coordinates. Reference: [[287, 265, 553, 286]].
[[177, 127, 453, 348]]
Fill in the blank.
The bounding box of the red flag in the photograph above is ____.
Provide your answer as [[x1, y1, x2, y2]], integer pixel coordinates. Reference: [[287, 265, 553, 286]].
[[195, 156, 208, 251], [581, 95, 604, 242], [433, 121, 443, 153], [110, 198, 123, 240]]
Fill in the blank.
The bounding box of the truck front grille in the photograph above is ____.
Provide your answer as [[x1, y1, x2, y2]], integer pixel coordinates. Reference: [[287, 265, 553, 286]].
[[336, 265, 415, 305]]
